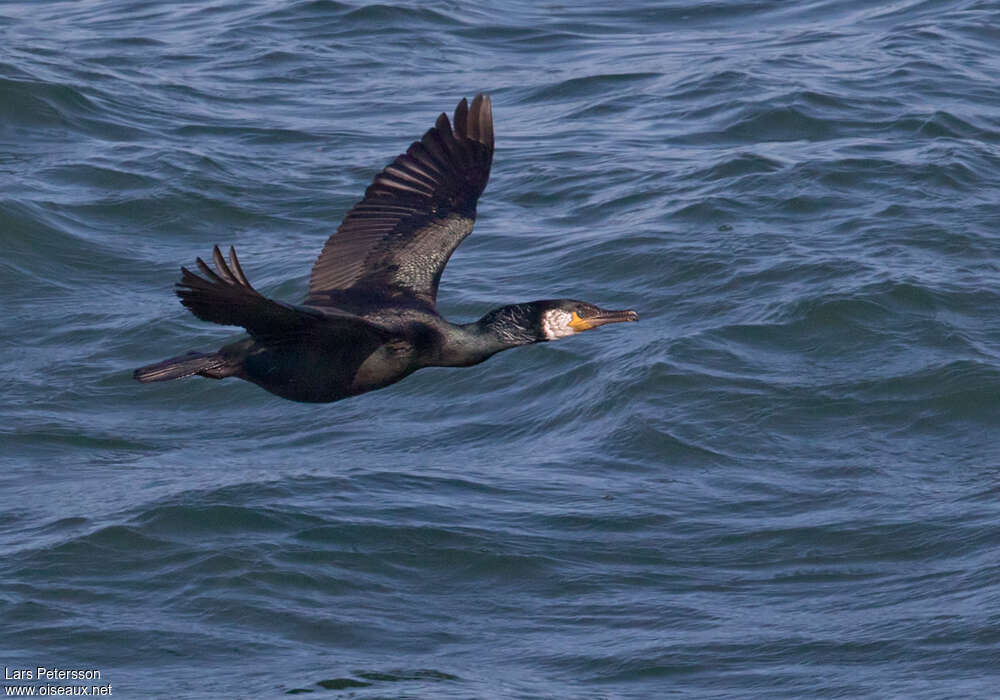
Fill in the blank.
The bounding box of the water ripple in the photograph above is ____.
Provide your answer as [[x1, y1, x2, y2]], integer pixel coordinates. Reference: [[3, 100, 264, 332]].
[[3, 0, 1000, 697]]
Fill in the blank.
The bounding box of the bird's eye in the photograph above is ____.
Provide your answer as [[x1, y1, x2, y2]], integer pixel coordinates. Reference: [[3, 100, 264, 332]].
[[575, 307, 586, 317]]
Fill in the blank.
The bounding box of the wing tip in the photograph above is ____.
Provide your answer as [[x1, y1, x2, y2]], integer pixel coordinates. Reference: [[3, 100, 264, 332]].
[[455, 93, 493, 148], [174, 245, 261, 312]]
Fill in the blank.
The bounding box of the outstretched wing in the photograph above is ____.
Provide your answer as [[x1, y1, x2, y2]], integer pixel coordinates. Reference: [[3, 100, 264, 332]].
[[307, 94, 494, 308], [177, 245, 390, 346]]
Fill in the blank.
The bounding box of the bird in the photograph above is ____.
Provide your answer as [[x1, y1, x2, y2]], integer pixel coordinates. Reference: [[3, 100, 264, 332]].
[[133, 94, 638, 403]]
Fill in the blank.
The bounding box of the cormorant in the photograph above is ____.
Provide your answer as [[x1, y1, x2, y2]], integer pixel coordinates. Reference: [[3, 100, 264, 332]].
[[134, 94, 638, 403]]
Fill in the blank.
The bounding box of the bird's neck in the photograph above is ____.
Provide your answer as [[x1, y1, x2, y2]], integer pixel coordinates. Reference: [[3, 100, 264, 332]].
[[434, 303, 543, 367]]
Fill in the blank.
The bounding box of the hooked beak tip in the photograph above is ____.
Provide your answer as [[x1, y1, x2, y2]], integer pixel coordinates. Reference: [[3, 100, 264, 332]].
[[590, 308, 639, 328]]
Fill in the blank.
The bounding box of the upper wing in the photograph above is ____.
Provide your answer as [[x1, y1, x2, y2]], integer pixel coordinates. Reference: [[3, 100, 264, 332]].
[[307, 94, 494, 308], [177, 245, 391, 346]]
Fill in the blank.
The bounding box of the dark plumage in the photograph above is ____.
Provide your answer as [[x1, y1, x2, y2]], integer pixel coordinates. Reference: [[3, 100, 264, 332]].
[[134, 95, 638, 403]]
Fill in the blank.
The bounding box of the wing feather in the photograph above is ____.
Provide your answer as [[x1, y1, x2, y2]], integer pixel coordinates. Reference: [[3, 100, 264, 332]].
[[307, 94, 494, 308], [177, 245, 390, 346]]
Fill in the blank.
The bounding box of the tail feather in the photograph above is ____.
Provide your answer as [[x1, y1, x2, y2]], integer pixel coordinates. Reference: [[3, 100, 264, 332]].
[[133, 351, 231, 383]]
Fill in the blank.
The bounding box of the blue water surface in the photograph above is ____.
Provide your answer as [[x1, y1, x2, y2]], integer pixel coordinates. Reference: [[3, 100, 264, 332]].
[[2, 1, 999, 697]]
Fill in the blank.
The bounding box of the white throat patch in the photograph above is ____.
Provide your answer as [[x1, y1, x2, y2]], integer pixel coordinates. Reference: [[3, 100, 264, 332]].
[[541, 309, 575, 340]]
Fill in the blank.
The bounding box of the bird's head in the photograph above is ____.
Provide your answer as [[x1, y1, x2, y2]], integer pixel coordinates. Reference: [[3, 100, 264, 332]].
[[476, 299, 638, 348], [535, 299, 639, 341]]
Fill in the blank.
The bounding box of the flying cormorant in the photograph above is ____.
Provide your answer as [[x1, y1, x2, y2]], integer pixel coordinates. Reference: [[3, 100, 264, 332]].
[[134, 94, 638, 403]]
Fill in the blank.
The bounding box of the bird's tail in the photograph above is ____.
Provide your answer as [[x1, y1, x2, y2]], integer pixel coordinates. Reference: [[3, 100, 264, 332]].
[[133, 351, 234, 383]]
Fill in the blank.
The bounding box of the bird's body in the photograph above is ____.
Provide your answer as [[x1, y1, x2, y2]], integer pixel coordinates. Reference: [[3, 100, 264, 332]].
[[135, 95, 637, 403], [198, 303, 524, 403]]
